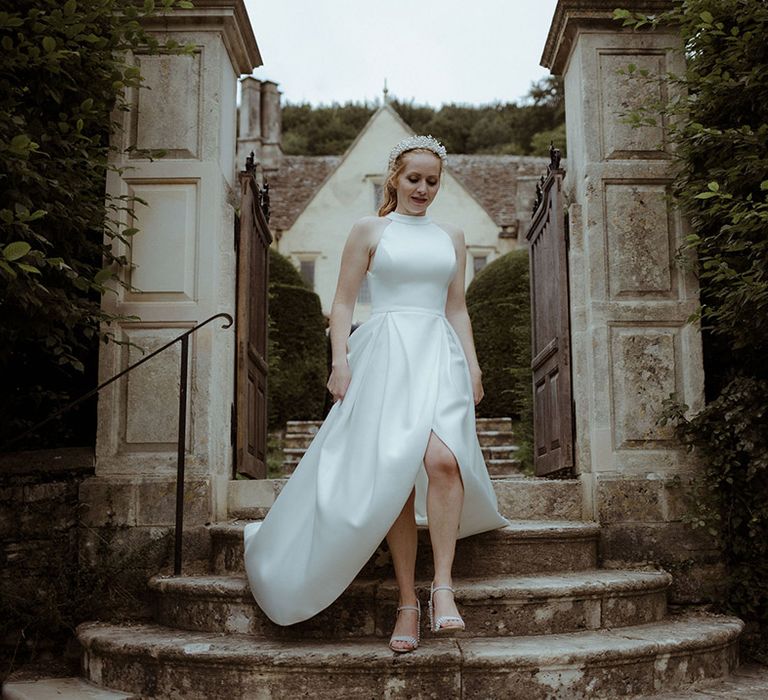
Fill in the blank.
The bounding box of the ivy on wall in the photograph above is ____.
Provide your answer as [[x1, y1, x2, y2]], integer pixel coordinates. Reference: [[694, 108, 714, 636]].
[[0, 0, 194, 447], [617, 0, 768, 655]]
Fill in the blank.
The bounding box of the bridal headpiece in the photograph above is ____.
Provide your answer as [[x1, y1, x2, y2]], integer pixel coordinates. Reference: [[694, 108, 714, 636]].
[[388, 134, 448, 171]]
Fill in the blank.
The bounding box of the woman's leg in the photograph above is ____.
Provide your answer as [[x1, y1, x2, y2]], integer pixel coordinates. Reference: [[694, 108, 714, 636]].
[[424, 431, 464, 627], [385, 488, 419, 648]]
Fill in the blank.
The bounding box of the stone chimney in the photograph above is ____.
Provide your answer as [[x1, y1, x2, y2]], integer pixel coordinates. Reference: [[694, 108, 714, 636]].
[[237, 77, 282, 174]]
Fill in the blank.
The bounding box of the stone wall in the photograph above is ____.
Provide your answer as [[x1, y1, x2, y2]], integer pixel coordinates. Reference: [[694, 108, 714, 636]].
[[542, 0, 724, 603], [0, 450, 94, 667]]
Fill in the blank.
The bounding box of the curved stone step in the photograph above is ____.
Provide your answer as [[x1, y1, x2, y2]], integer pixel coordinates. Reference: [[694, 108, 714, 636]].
[[149, 569, 671, 639], [227, 477, 581, 521], [78, 614, 743, 699], [210, 520, 600, 578]]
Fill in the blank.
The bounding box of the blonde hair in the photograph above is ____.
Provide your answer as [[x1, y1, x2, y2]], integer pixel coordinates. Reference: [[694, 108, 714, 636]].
[[377, 148, 443, 217]]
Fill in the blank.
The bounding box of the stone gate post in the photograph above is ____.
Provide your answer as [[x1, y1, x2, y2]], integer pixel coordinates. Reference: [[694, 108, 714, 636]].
[[542, 1, 721, 601], [81, 2, 261, 565]]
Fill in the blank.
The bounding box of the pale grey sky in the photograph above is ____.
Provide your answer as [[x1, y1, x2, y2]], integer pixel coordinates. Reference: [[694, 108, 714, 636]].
[[243, 0, 560, 106]]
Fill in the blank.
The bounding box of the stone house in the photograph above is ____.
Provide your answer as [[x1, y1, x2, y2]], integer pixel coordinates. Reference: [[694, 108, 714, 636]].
[[236, 83, 549, 322]]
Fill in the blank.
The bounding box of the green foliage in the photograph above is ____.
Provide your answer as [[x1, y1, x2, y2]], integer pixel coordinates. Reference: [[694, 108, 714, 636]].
[[268, 247, 309, 288], [0, 0, 195, 448], [266, 252, 327, 428], [615, 1, 768, 369], [618, 0, 768, 648], [466, 249, 532, 470], [280, 77, 566, 157], [661, 378, 768, 639], [281, 101, 377, 155], [1, 521, 172, 674]]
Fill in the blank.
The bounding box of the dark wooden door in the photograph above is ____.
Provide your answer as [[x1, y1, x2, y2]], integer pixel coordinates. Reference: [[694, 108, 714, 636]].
[[526, 168, 574, 476], [234, 170, 272, 478]]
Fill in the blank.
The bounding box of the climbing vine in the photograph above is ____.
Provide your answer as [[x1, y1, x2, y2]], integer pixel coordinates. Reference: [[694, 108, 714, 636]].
[[0, 0, 194, 447], [617, 0, 768, 655]]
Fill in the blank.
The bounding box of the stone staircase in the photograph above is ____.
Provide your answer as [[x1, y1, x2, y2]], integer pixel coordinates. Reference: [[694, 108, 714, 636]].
[[282, 416, 523, 477], [73, 476, 743, 699]]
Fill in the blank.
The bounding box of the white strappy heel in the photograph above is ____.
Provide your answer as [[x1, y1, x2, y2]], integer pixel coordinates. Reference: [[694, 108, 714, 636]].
[[388, 600, 421, 653], [428, 581, 465, 633]]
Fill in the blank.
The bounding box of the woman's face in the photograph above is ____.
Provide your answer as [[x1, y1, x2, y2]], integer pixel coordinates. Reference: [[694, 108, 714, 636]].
[[394, 151, 441, 216]]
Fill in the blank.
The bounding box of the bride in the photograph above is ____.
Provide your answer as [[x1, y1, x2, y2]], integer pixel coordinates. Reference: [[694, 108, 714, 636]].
[[244, 134, 508, 654]]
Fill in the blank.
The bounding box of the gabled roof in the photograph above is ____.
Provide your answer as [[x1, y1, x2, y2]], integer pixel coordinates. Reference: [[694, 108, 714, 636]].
[[266, 155, 341, 232], [446, 155, 550, 228], [266, 107, 552, 232]]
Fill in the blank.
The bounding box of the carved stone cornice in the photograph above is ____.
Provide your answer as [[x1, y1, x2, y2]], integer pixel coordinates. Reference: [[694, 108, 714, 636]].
[[140, 0, 262, 74], [541, 0, 674, 74]]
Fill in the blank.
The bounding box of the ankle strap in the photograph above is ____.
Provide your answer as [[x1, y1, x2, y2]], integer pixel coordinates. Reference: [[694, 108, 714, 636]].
[[432, 585, 455, 593], [397, 604, 419, 612]]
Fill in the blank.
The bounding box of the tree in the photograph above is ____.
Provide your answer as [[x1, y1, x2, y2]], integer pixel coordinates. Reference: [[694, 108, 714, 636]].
[[0, 0, 194, 448], [617, 0, 768, 655]]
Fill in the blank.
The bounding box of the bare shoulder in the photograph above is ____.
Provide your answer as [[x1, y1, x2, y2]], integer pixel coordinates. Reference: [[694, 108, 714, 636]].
[[434, 220, 465, 244]]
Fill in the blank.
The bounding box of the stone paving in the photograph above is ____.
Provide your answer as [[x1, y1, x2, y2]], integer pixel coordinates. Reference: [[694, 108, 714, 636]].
[[4, 663, 767, 699], [635, 663, 768, 699]]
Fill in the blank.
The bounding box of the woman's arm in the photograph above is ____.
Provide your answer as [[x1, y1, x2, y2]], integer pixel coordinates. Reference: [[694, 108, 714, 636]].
[[442, 225, 484, 405], [326, 217, 377, 401]]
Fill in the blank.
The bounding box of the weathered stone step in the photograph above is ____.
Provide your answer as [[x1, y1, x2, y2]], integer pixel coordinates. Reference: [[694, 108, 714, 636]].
[[476, 430, 516, 447], [285, 417, 514, 435], [227, 476, 582, 521], [281, 440, 519, 460], [149, 570, 670, 639], [281, 456, 524, 477], [493, 477, 581, 520], [210, 520, 600, 578], [483, 443, 519, 459], [282, 432, 517, 457], [284, 419, 321, 434], [486, 458, 524, 477], [77, 614, 743, 699], [475, 417, 514, 432]]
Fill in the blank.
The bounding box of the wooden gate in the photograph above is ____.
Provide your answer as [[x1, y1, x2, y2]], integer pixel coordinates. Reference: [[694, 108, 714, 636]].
[[525, 153, 574, 477], [234, 164, 272, 478]]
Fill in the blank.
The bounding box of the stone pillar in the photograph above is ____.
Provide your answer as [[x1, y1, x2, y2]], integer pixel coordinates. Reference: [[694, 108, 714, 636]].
[[259, 80, 283, 172], [237, 76, 263, 166], [542, 1, 720, 601], [83, 1, 262, 570]]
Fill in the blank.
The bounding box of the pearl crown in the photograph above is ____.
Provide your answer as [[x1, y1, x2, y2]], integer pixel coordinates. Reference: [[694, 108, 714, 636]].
[[388, 134, 448, 170]]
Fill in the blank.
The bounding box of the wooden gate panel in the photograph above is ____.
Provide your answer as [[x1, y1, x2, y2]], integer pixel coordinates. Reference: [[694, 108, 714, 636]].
[[235, 169, 272, 478], [526, 165, 574, 477]]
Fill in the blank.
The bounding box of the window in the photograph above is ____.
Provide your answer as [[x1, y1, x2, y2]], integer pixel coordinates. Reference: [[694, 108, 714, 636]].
[[373, 182, 384, 211], [299, 259, 315, 289], [473, 255, 488, 275]]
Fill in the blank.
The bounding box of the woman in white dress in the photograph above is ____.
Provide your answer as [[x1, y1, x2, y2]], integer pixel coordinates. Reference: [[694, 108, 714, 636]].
[[244, 135, 508, 653]]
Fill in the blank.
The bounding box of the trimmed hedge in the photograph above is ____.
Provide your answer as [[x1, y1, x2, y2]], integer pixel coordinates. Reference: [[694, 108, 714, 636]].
[[267, 250, 327, 428], [269, 248, 308, 288], [466, 249, 532, 467]]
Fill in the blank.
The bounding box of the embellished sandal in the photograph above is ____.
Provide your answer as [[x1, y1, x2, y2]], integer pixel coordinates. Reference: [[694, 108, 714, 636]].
[[388, 600, 421, 653], [428, 581, 465, 633]]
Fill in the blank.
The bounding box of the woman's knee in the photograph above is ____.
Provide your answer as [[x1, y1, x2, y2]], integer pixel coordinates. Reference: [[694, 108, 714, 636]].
[[424, 439, 460, 482]]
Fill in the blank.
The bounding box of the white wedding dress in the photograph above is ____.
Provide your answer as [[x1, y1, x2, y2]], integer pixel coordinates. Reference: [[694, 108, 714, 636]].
[[244, 210, 508, 625]]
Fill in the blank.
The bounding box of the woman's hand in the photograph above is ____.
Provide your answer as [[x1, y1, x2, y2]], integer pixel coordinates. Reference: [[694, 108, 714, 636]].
[[470, 367, 484, 405], [327, 363, 352, 403]]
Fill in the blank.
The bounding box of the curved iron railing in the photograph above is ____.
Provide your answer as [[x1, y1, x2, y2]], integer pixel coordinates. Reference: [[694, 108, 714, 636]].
[[3, 312, 234, 575]]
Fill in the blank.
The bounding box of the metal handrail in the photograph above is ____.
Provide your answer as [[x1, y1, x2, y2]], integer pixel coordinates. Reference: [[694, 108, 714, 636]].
[[2, 312, 234, 575]]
